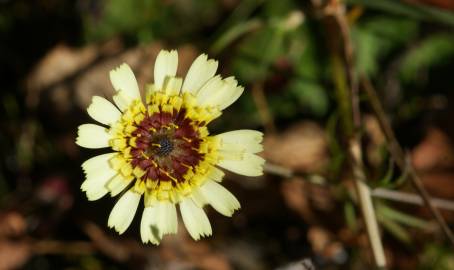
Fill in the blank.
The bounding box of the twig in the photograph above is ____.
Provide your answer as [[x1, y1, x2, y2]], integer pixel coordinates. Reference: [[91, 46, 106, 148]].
[[361, 75, 454, 247], [372, 188, 454, 212], [31, 240, 95, 255], [264, 162, 294, 178], [251, 83, 276, 134], [265, 162, 454, 212], [82, 222, 131, 261], [323, 0, 386, 267], [349, 140, 387, 267]]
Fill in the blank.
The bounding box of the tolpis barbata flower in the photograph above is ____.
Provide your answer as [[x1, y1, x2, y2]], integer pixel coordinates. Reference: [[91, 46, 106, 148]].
[[76, 50, 265, 244]]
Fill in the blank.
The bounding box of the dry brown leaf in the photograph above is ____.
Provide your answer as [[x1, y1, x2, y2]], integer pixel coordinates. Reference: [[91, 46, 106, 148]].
[[264, 122, 328, 173], [0, 212, 26, 237], [364, 115, 386, 167], [0, 240, 30, 270], [26, 41, 200, 115], [412, 127, 454, 171], [197, 253, 232, 270], [281, 178, 316, 223]]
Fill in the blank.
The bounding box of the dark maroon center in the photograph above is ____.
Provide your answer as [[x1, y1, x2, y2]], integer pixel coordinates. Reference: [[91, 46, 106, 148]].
[[128, 109, 204, 185], [155, 137, 173, 156]]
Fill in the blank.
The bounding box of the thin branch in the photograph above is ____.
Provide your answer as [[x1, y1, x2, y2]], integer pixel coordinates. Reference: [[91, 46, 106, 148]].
[[265, 162, 454, 212], [361, 75, 454, 247], [264, 162, 294, 178], [349, 140, 387, 267], [251, 83, 276, 134], [323, 0, 386, 267], [31, 240, 95, 255], [372, 188, 454, 212]]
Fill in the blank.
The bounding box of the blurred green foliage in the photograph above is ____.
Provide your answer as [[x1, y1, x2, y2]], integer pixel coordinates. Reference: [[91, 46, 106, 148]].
[[79, 0, 454, 127], [353, 16, 419, 76], [419, 243, 454, 270], [400, 34, 454, 82]]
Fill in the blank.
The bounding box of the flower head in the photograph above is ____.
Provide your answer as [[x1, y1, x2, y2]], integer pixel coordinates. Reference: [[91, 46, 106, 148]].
[[76, 50, 264, 244]]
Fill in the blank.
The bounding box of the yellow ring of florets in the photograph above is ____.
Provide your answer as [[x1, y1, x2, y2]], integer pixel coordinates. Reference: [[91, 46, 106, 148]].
[[107, 89, 222, 206]]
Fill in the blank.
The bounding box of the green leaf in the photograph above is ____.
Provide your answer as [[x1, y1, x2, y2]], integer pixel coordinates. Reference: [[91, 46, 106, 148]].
[[377, 159, 394, 187], [377, 211, 412, 244], [400, 34, 454, 82], [326, 113, 345, 177], [287, 80, 329, 116], [294, 25, 323, 80], [344, 201, 358, 232], [419, 243, 454, 270], [347, 0, 454, 27], [378, 203, 429, 229], [232, 25, 285, 82], [352, 16, 418, 76], [211, 19, 262, 54]]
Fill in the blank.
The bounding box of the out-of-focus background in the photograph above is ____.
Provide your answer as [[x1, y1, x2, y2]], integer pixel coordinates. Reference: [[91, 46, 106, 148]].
[[1, 0, 454, 269]]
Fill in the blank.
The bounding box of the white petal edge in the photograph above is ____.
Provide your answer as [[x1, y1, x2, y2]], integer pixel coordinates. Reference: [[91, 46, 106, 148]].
[[215, 130, 263, 154], [154, 50, 178, 90], [179, 197, 212, 240], [217, 153, 265, 177], [87, 96, 121, 126], [108, 189, 141, 234], [182, 54, 218, 94], [200, 180, 240, 217], [140, 206, 160, 244], [76, 124, 111, 149], [109, 63, 141, 100]]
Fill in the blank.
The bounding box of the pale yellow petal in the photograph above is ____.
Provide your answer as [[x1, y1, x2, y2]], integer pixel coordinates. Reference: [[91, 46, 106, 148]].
[[81, 153, 116, 174], [196, 76, 243, 110], [157, 201, 178, 235], [108, 189, 141, 234], [206, 166, 225, 182], [200, 180, 240, 217], [179, 197, 212, 240], [81, 153, 117, 201], [215, 130, 263, 154], [106, 174, 133, 197], [112, 90, 134, 111], [195, 75, 223, 102], [87, 96, 121, 125], [217, 153, 265, 177], [182, 54, 218, 94], [76, 124, 110, 149], [219, 85, 243, 110], [109, 63, 141, 99], [154, 50, 178, 90], [190, 186, 208, 208], [162, 76, 182, 96], [81, 169, 114, 201], [140, 207, 160, 244]]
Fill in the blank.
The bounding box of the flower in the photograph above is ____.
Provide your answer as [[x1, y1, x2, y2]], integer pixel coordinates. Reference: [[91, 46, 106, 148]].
[[76, 50, 265, 244]]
